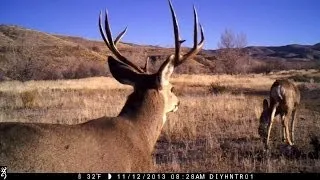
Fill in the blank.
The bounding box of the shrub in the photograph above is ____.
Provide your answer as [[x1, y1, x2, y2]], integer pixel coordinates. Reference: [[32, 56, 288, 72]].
[[20, 90, 39, 108], [91, 46, 101, 52], [209, 82, 229, 94]]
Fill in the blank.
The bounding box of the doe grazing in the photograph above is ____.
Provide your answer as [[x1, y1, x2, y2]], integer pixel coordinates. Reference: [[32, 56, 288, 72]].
[[258, 79, 300, 149]]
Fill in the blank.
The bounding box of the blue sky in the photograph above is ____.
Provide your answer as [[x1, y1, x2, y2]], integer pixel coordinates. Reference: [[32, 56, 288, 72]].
[[1, 0, 319, 49]]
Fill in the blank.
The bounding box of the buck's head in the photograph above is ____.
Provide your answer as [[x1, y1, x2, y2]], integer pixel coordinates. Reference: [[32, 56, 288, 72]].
[[107, 54, 179, 115], [99, 0, 204, 117]]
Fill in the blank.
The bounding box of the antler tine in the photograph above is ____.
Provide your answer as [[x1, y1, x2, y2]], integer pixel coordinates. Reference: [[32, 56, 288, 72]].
[[114, 26, 127, 45], [176, 5, 205, 67], [99, 11, 111, 50], [99, 11, 127, 47], [99, 10, 145, 73], [168, 0, 185, 66]]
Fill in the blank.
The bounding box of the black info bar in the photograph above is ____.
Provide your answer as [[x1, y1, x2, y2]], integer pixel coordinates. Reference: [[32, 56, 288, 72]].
[[1, 173, 320, 180]]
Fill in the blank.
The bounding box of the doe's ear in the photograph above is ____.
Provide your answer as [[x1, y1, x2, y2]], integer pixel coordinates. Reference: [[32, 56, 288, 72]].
[[157, 55, 175, 88], [108, 56, 140, 86], [263, 99, 269, 111]]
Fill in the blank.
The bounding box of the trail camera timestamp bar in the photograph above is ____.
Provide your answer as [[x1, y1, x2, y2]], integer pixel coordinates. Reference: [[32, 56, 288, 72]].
[[4, 173, 251, 180], [2, 172, 320, 180]]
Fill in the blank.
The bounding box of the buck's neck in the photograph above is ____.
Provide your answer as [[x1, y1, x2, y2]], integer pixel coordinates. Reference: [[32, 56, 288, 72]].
[[119, 89, 166, 152]]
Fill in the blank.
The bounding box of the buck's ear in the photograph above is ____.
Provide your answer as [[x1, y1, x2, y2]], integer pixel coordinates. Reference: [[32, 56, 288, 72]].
[[108, 56, 140, 86], [157, 55, 175, 87], [263, 99, 269, 111]]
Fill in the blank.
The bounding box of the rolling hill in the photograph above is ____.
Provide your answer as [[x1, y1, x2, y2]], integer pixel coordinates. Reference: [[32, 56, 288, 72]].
[[0, 25, 319, 81]]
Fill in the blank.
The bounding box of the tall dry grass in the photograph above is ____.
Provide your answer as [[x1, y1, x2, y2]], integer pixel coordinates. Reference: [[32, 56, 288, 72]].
[[0, 70, 320, 172]]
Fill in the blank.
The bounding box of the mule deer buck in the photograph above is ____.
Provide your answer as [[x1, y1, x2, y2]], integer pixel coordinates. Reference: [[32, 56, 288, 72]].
[[0, 0, 204, 172], [258, 79, 300, 149]]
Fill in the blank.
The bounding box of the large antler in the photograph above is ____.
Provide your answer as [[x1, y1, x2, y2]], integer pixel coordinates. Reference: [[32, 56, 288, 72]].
[[99, 10, 145, 73], [168, 0, 205, 67]]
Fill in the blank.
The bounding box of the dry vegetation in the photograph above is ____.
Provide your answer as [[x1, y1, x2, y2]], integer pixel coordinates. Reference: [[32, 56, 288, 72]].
[[1, 25, 319, 82], [1, 69, 319, 173]]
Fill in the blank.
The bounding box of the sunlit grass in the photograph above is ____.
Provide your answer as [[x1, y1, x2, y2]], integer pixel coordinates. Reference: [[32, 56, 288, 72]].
[[1, 69, 320, 172]]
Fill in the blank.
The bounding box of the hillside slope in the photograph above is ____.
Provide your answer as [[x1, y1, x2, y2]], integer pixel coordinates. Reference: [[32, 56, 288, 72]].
[[0, 25, 319, 81]]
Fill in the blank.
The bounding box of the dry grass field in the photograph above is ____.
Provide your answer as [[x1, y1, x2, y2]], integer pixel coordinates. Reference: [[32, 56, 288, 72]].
[[1, 69, 320, 173]]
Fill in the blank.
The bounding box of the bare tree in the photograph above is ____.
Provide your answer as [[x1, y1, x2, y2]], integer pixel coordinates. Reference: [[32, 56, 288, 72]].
[[216, 29, 250, 74], [218, 29, 247, 49]]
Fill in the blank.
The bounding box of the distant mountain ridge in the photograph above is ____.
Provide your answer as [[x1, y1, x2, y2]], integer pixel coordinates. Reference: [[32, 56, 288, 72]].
[[245, 43, 320, 61]]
